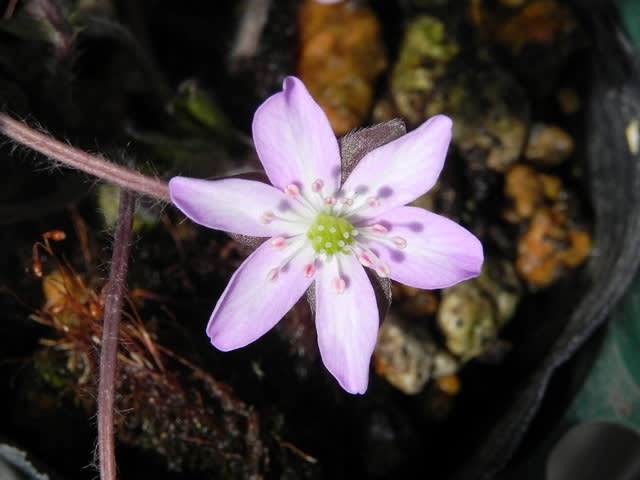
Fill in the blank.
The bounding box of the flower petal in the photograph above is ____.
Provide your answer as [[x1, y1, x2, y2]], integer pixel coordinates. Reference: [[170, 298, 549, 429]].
[[363, 206, 483, 289], [252, 76, 341, 194], [315, 254, 379, 394], [207, 240, 315, 351], [342, 115, 452, 217], [169, 176, 298, 237]]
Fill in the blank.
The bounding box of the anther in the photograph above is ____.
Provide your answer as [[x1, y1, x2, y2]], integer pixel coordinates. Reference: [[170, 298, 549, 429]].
[[333, 277, 347, 294], [261, 211, 275, 224], [270, 236, 288, 249], [367, 197, 380, 208], [284, 184, 301, 197], [341, 197, 354, 206], [312, 179, 324, 192], [392, 236, 407, 249], [376, 262, 391, 278], [359, 253, 374, 267], [371, 224, 389, 235], [267, 268, 280, 282], [303, 263, 316, 278], [324, 196, 337, 206]]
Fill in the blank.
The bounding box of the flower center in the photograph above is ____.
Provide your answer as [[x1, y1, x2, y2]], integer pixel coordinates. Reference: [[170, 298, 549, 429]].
[[307, 213, 356, 256]]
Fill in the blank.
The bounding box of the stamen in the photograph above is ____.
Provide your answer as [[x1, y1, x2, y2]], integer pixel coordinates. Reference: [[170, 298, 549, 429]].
[[271, 238, 309, 277], [261, 209, 312, 227], [354, 246, 379, 267], [376, 262, 391, 278], [284, 184, 301, 197], [270, 236, 288, 249], [333, 276, 347, 294], [266, 268, 279, 282], [371, 223, 389, 235], [367, 197, 380, 208], [303, 262, 316, 278], [359, 252, 375, 267], [324, 196, 337, 206], [392, 236, 407, 249], [341, 197, 354, 206], [312, 179, 324, 192], [261, 211, 275, 224]]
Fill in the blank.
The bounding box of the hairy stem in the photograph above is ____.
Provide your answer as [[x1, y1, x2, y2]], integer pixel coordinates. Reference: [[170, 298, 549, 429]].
[[0, 113, 170, 202], [97, 189, 135, 480]]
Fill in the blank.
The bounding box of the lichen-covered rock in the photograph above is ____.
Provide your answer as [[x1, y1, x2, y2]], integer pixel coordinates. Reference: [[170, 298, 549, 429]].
[[389, 16, 459, 128], [384, 14, 529, 174], [438, 281, 497, 361], [437, 260, 521, 362], [374, 313, 457, 394]]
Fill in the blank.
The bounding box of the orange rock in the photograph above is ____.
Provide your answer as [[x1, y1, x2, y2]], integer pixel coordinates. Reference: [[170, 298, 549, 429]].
[[516, 207, 591, 288], [504, 164, 563, 222], [298, 0, 387, 135], [504, 164, 545, 220], [493, 0, 576, 52], [540, 173, 562, 200], [436, 374, 462, 396], [562, 231, 592, 268]]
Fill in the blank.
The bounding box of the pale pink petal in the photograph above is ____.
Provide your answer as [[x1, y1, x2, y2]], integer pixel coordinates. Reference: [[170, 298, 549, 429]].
[[362, 206, 483, 289], [315, 254, 379, 394], [252, 76, 341, 194], [207, 240, 315, 351], [170, 176, 299, 237], [342, 115, 452, 217]]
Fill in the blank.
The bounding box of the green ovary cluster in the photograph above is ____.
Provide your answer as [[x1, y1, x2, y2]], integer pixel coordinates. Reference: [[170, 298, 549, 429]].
[[307, 213, 356, 256]]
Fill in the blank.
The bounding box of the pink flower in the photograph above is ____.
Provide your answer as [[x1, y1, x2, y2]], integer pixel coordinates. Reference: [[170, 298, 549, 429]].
[[169, 77, 483, 394]]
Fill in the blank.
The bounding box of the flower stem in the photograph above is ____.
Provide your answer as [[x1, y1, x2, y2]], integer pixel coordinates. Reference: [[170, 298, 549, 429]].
[[0, 113, 170, 202], [97, 189, 135, 480]]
